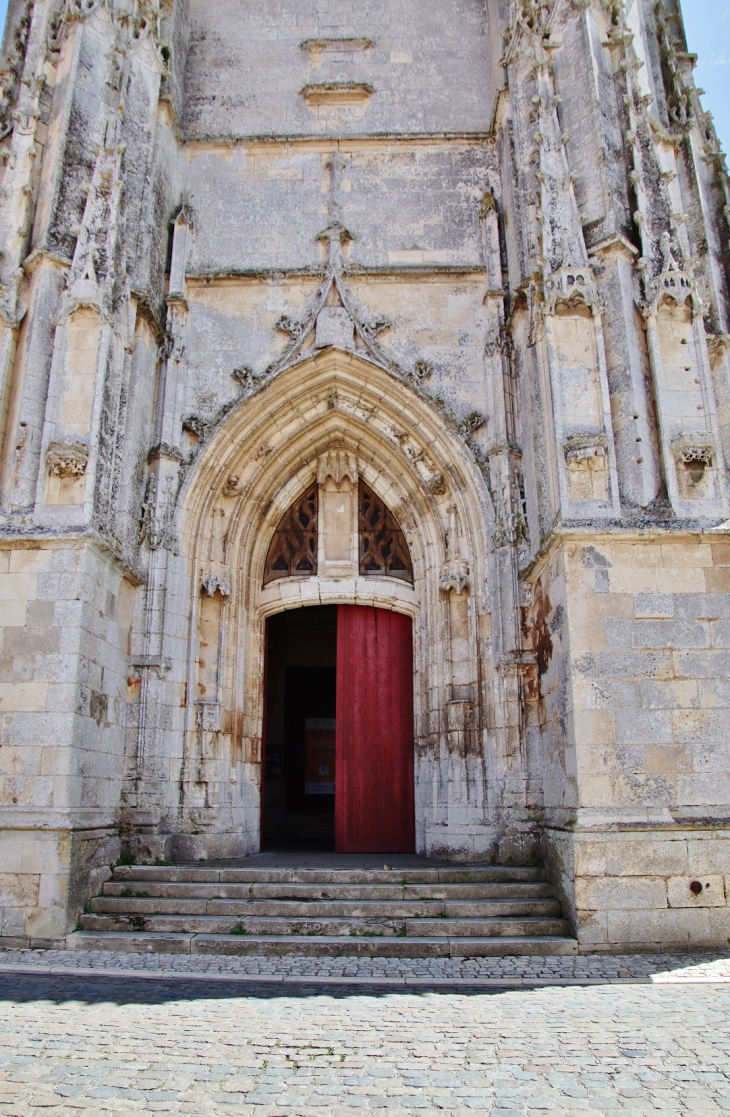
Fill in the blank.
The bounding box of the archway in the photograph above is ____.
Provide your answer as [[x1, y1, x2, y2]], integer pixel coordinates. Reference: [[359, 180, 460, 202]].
[[176, 347, 497, 860]]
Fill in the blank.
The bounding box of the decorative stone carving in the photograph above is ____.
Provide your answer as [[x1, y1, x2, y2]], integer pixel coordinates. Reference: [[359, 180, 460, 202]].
[[440, 505, 470, 595], [672, 432, 715, 468], [182, 414, 210, 441], [491, 459, 530, 551], [66, 0, 103, 18], [644, 263, 699, 317], [232, 366, 258, 393], [427, 472, 447, 497], [201, 572, 231, 598], [317, 449, 358, 487], [138, 472, 175, 552], [0, 1, 32, 142], [413, 360, 434, 383], [139, 473, 160, 549], [501, 0, 558, 68], [440, 559, 470, 596], [457, 411, 486, 439], [195, 701, 221, 732], [222, 475, 242, 498], [46, 440, 89, 478], [543, 267, 602, 315], [564, 433, 609, 467]]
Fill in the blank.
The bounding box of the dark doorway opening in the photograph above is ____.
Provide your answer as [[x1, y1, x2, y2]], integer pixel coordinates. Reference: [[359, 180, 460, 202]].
[[262, 605, 337, 850]]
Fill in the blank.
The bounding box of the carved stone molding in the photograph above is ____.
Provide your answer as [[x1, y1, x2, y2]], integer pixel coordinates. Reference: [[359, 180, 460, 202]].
[[46, 440, 89, 478], [300, 83, 374, 106]]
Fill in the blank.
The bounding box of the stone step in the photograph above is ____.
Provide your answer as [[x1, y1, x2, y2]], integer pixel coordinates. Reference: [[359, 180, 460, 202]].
[[67, 930, 580, 958], [79, 913, 570, 938], [102, 880, 555, 901], [91, 897, 562, 919], [110, 865, 547, 886]]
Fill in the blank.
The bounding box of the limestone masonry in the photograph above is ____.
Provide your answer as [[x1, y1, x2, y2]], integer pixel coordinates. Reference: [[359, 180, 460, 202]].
[[0, 0, 729, 953]]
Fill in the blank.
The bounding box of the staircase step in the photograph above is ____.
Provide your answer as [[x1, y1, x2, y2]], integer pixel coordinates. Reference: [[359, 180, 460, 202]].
[[103, 881, 555, 901], [91, 897, 562, 919], [79, 913, 570, 938], [74, 862, 576, 957], [111, 865, 547, 886], [67, 930, 579, 958]]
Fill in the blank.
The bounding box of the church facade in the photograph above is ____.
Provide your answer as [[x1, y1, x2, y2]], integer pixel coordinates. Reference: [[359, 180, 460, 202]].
[[1, 0, 730, 952]]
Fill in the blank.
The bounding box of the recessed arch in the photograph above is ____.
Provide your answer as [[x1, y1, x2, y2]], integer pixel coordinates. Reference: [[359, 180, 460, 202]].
[[177, 347, 497, 858]]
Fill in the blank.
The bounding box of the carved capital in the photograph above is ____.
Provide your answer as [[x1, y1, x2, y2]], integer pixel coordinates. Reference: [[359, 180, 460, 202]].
[[46, 440, 89, 478], [672, 432, 715, 468]]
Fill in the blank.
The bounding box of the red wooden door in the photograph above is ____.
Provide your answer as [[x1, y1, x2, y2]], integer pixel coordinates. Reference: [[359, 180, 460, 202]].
[[336, 605, 415, 853]]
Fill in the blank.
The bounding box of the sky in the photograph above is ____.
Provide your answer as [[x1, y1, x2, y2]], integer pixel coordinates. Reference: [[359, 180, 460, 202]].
[[0, 0, 727, 152]]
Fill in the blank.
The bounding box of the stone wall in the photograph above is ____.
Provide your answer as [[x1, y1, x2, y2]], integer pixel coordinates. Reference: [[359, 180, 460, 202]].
[[530, 533, 730, 950], [0, 0, 728, 950], [0, 539, 134, 942]]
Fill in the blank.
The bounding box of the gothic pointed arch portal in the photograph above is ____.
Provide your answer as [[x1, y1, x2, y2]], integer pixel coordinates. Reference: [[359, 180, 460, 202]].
[[168, 348, 503, 861]]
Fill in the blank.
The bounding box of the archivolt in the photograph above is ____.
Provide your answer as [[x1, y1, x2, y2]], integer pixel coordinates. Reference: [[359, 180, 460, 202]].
[[180, 348, 493, 598]]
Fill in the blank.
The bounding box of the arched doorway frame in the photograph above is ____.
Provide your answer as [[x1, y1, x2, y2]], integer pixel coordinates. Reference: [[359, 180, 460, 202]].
[[178, 348, 498, 857]]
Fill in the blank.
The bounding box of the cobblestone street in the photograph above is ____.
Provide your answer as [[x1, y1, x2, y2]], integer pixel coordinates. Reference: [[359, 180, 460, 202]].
[[1, 953, 730, 1115]]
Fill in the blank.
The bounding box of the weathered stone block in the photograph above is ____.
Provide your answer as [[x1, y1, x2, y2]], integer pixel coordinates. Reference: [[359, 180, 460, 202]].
[[575, 876, 667, 911], [667, 875, 726, 908]]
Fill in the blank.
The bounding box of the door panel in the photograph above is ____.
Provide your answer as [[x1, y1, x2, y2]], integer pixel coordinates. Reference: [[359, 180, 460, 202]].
[[336, 605, 415, 853]]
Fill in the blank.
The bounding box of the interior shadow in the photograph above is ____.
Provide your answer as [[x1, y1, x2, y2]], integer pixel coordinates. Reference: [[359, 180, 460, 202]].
[[263, 605, 338, 851]]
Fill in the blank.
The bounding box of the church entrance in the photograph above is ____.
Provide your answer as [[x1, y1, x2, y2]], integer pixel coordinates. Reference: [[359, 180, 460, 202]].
[[262, 604, 415, 853]]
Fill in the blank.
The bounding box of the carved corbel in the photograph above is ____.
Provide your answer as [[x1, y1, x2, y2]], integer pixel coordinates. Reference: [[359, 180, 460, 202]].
[[46, 440, 89, 478]]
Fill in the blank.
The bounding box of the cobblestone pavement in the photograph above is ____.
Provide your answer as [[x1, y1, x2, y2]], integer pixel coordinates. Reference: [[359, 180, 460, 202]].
[[1, 959, 730, 1115], [2, 948, 730, 985]]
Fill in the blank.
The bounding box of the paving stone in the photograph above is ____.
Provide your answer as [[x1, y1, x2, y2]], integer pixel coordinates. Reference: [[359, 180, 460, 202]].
[[0, 965, 728, 1114]]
